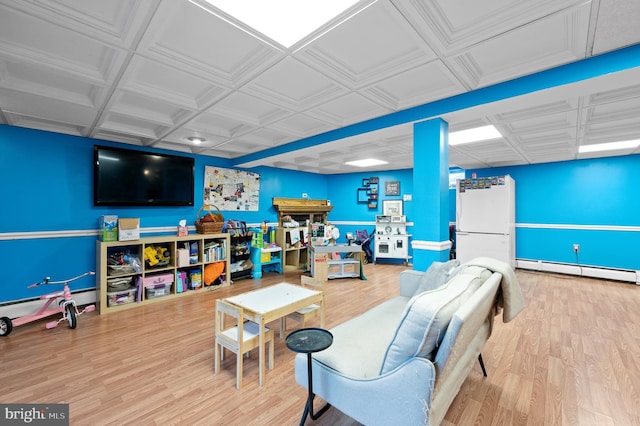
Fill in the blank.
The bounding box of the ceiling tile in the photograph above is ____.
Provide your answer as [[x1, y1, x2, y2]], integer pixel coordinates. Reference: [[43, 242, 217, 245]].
[[305, 92, 391, 127], [393, 0, 588, 52], [11, 0, 160, 47], [3, 110, 86, 136], [182, 110, 254, 140], [268, 113, 337, 139], [0, 3, 128, 83], [363, 60, 466, 109], [586, 83, 640, 106], [104, 90, 194, 127], [207, 92, 293, 127], [582, 96, 640, 125], [119, 56, 230, 110], [450, 4, 590, 88], [91, 129, 146, 146], [97, 112, 170, 140], [591, 0, 640, 54], [295, 0, 437, 88], [0, 87, 100, 128], [455, 139, 526, 165], [229, 127, 294, 149], [161, 130, 228, 149], [582, 116, 640, 144], [502, 111, 578, 136], [241, 57, 348, 110], [137, 1, 281, 86]]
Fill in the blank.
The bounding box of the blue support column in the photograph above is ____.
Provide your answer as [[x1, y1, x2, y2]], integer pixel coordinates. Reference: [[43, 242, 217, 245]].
[[411, 118, 451, 270]]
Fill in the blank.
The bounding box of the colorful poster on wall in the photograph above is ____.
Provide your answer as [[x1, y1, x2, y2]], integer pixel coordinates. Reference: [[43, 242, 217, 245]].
[[203, 166, 260, 211]]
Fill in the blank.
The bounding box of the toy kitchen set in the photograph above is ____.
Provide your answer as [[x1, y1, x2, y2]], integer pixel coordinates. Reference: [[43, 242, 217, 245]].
[[374, 215, 410, 264]]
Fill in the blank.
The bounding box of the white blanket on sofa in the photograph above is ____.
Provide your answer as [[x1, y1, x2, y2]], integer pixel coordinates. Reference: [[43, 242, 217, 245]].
[[464, 256, 524, 322]]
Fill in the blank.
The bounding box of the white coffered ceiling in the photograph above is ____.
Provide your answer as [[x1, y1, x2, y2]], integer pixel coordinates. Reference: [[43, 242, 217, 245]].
[[0, 0, 639, 173]]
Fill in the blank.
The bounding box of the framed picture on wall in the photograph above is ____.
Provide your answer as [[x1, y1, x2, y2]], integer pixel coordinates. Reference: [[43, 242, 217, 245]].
[[383, 199, 403, 216], [385, 181, 400, 196]]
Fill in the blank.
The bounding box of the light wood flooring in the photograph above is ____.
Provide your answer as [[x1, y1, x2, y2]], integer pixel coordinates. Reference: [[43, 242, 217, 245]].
[[1, 264, 639, 425]]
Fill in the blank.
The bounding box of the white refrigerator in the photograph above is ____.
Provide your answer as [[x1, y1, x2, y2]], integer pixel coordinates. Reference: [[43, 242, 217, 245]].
[[455, 175, 515, 268]]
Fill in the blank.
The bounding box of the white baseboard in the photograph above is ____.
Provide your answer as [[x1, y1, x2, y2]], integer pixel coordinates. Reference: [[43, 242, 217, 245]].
[[0, 290, 97, 320], [516, 259, 640, 285]]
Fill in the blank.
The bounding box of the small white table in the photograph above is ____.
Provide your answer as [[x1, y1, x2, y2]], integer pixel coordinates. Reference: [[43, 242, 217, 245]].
[[223, 282, 325, 386]]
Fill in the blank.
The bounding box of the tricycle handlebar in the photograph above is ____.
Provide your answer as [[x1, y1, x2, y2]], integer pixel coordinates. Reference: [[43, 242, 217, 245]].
[[28, 271, 95, 288]]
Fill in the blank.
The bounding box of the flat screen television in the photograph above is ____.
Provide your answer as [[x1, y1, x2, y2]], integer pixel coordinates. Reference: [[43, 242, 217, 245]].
[[94, 145, 195, 206]]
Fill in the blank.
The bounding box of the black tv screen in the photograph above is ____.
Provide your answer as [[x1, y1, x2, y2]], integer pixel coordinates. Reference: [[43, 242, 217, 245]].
[[94, 145, 195, 206]]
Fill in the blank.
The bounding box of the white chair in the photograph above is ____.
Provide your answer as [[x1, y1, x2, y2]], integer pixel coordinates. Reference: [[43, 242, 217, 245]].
[[280, 275, 324, 337], [214, 299, 274, 389]]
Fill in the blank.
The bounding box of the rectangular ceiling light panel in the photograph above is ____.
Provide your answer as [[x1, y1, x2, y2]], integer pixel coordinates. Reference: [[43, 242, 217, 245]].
[[203, 0, 360, 47]]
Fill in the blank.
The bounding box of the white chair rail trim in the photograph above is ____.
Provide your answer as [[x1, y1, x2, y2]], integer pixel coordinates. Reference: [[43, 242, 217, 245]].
[[411, 239, 452, 252]]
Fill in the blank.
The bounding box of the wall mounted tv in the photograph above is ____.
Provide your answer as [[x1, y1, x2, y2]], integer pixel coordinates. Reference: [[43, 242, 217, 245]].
[[94, 145, 195, 206]]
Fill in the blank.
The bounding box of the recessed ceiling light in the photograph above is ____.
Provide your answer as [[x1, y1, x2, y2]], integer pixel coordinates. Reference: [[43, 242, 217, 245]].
[[200, 0, 359, 48], [579, 139, 640, 153], [449, 125, 502, 146], [188, 137, 205, 145], [345, 158, 388, 167]]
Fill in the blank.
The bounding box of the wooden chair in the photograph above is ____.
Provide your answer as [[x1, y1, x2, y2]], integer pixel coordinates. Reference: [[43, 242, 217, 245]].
[[214, 299, 274, 389], [280, 275, 325, 337]]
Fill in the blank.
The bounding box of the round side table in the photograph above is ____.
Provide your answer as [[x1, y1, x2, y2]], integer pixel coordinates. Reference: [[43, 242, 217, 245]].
[[286, 328, 333, 426]]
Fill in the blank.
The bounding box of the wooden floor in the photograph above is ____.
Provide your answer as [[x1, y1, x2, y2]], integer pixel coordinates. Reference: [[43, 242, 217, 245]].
[[1, 264, 639, 425]]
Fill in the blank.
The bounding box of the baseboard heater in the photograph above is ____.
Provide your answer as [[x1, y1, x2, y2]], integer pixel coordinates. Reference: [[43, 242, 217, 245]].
[[517, 259, 640, 285], [0, 289, 97, 321]]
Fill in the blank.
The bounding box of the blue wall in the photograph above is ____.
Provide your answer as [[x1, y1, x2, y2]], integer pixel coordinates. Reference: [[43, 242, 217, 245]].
[[2, 123, 640, 303], [468, 155, 640, 270], [326, 170, 413, 222], [0, 125, 327, 302]]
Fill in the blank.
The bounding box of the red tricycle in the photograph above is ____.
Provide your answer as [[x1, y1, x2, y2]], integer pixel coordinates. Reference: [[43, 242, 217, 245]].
[[0, 271, 96, 336]]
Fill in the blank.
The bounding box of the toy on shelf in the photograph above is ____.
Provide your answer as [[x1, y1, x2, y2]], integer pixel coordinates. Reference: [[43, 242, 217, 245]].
[[144, 245, 170, 268], [0, 272, 96, 336]]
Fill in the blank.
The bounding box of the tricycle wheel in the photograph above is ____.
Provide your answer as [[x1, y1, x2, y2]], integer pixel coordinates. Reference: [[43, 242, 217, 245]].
[[0, 316, 13, 336], [65, 305, 77, 329]]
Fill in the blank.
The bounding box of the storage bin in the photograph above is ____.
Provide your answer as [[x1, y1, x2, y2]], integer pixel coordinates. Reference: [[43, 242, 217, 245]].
[[107, 276, 133, 292], [143, 274, 174, 299], [145, 282, 172, 299], [142, 273, 174, 287], [106, 287, 137, 306], [107, 264, 136, 276]]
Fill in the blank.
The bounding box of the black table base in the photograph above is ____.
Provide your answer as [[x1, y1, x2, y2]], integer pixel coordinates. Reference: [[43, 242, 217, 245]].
[[286, 328, 334, 426], [300, 351, 331, 425]]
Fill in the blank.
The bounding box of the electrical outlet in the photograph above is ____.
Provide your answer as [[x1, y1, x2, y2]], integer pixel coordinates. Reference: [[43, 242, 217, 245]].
[[573, 244, 580, 253]]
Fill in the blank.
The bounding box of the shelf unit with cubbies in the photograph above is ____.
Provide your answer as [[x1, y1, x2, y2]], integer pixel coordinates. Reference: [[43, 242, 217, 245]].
[[275, 226, 309, 272], [96, 234, 231, 315], [248, 228, 283, 278], [250, 246, 283, 278], [226, 221, 253, 281]]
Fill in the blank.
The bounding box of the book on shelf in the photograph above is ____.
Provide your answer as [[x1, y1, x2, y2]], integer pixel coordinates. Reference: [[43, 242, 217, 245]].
[[203, 240, 226, 263]]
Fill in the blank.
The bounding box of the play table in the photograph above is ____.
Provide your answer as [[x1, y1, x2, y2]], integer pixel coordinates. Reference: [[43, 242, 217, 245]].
[[223, 282, 325, 386]]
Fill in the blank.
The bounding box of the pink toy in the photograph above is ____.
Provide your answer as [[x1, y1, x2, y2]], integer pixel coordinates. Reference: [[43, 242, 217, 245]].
[[0, 271, 96, 336]]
